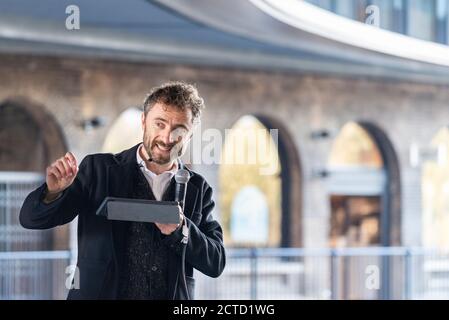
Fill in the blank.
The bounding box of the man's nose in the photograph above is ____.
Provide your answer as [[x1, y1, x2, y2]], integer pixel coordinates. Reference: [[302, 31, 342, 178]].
[[160, 127, 175, 145]]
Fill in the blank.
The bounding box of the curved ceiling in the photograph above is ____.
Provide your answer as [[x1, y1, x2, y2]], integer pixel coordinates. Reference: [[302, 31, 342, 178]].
[[1, 0, 449, 84]]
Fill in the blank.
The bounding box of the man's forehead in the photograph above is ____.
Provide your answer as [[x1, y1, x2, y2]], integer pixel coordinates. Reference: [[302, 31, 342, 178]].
[[149, 103, 192, 122]]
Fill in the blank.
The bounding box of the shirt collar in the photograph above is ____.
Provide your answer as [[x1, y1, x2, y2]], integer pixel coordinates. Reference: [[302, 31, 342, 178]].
[[136, 143, 178, 177]]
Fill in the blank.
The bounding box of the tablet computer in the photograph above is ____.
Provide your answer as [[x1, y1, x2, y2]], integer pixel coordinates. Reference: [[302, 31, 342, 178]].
[[96, 197, 180, 224]]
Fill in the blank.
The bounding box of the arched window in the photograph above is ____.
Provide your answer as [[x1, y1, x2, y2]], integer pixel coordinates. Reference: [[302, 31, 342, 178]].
[[102, 107, 142, 153], [422, 127, 449, 248], [219, 115, 302, 248], [328, 122, 401, 248]]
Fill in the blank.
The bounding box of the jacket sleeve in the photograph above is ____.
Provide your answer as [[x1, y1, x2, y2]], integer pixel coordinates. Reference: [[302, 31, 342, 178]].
[[162, 183, 226, 278], [19, 155, 94, 230]]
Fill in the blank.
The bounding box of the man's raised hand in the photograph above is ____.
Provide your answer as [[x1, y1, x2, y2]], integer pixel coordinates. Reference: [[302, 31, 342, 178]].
[[45, 152, 78, 201]]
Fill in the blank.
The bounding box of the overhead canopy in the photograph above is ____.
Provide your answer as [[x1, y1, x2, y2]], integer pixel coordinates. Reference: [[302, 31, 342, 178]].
[[1, 0, 449, 84]]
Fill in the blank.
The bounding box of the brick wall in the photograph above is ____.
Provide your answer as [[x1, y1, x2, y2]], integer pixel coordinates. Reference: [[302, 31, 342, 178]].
[[2, 53, 449, 247]]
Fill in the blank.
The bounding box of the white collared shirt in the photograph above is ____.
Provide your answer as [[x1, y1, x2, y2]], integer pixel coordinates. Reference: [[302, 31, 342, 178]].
[[136, 144, 178, 201]]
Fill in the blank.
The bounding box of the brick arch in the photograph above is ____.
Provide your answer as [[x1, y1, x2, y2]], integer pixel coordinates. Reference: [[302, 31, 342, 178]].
[[357, 121, 401, 246], [254, 114, 303, 247], [0, 97, 67, 172], [0, 97, 69, 251]]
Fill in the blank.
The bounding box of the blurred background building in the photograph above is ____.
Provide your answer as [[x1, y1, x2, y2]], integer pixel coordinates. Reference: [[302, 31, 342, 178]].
[[2, 0, 449, 299]]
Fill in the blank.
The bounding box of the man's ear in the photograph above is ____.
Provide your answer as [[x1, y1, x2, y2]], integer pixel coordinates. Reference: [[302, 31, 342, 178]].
[[141, 112, 146, 131]]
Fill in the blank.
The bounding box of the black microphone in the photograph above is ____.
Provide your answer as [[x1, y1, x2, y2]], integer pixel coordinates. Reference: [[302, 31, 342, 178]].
[[174, 168, 191, 301], [174, 169, 190, 212]]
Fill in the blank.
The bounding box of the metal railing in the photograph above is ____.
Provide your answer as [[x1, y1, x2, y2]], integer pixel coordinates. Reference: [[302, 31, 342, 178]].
[[0, 172, 71, 300], [195, 247, 449, 300], [1, 247, 449, 299], [0, 250, 71, 300], [0, 172, 53, 251]]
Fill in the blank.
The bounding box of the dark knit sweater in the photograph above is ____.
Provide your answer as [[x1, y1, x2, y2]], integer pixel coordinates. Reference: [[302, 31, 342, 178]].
[[118, 166, 171, 300]]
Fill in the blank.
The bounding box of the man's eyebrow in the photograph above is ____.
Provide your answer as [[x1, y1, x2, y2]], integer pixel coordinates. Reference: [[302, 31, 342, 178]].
[[154, 117, 189, 131], [154, 117, 168, 123]]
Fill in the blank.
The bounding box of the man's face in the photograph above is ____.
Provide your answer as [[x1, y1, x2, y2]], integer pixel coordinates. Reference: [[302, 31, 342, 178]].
[[141, 102, 193, 165]]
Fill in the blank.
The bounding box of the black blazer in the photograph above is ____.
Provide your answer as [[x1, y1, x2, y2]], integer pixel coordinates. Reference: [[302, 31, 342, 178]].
[[19, 144, 226, 300]]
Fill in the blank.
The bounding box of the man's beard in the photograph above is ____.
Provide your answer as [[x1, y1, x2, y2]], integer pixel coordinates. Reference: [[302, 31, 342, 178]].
[[143, 131, 181, 165]]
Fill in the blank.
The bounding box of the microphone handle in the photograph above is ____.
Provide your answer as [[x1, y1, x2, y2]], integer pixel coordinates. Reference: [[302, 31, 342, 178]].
[[175, 183, 187, 212], [181, 183, 187, 212]]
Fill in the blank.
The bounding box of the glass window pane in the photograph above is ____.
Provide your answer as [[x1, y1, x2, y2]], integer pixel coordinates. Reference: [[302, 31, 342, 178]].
[[328, 122, 383, 169], [335, 0, 356, 19], [219, 115, 282, 248], [407, 0, 437, 41], [436, 0, 448, 44]]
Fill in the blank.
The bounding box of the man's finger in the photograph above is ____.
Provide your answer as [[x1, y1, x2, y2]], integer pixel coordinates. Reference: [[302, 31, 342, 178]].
[[49, 166, 62, 180], [46, 166, 55, 179], [52, 163, 64, 179], [55, 160, 68, 178], [65, 152, 77, 169], [59, 158, 73, 177], [63, 157, 76, 176], [73, 165, 79, 176]]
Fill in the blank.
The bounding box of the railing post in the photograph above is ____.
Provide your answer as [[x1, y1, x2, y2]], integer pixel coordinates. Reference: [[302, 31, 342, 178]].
[[250, 248, 258, 300], [381, 253, 390, 300], [330, 249, 338, 300], [404, 248, 412, 300]]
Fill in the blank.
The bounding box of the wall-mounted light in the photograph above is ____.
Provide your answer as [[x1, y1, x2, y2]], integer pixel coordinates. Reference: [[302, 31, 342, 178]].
[[312, 168, 330, 179], [79, 116, 107, 132], [310, 129, 331, 140]]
